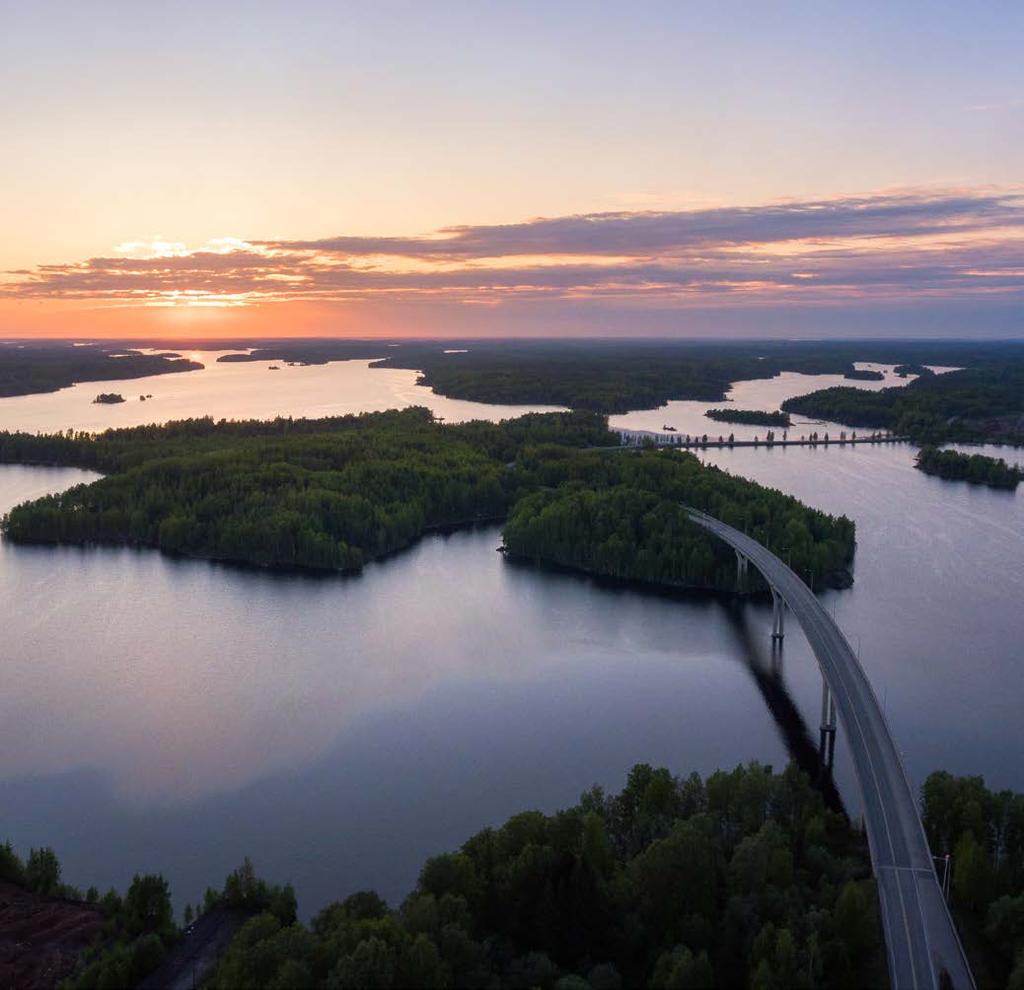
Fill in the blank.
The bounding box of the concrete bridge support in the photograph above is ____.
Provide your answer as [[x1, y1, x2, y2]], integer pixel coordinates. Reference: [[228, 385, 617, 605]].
[[819, 677, 837, 771], [735, 550, 749, 591], [771, 588, 785, 641]]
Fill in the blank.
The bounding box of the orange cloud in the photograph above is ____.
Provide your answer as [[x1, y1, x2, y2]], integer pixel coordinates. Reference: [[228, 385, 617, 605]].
[[2, 189, 1022, 333]]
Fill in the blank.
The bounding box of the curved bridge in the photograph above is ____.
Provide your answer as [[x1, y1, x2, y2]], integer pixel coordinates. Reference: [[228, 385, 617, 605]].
[[686, 507, 974, 990]]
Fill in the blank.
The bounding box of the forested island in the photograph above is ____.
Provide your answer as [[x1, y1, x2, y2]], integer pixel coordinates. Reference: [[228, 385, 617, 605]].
[[781, 357, 1024, 444], [7, 765, 1024, 988], [0, 342, 201, 398], [842, 368, 884, 382], [0, 408, 855, 591], [916, 447, 1022, 489], [704, 408, 791, 427], [894, 363, 936, 379], [92, 392, 125, 405]]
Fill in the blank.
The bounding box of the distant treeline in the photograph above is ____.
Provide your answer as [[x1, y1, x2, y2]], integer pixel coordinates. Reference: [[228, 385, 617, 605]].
[[781, 359, 1024, 444], [0, 409, 853, 591], [0, 342, 201, 397], [704, 408, 791, 427], [915, 447, 1022, 489], [386, 341, 1007, 415], [209, 339, 1018, 415]]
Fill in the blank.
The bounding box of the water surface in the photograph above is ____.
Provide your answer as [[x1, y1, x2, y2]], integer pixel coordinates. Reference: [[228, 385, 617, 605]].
[[0, 352, 564, 433], [0, 363, 1019, 919], [610, 362, 950, 439]]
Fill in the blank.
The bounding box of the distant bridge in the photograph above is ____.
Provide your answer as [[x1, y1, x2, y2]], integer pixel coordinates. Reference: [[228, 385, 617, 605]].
[[617, 428, 909, 449], [686, 507, 974, 990]]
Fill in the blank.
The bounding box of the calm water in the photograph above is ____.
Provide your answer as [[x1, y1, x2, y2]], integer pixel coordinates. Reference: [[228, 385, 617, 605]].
[[0, 351, 564, 433], [609, 362, 955, 439], [0, 364, 1020, 918], [0, 352, 939, 439]]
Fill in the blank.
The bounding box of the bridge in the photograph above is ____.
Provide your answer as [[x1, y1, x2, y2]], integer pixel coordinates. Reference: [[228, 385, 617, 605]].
[[686, 507, 974, 990], [618, 428, 909, 449]]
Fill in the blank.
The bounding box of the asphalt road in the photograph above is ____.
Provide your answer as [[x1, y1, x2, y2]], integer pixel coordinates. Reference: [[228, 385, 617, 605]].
[[686, 507, 974, 990]]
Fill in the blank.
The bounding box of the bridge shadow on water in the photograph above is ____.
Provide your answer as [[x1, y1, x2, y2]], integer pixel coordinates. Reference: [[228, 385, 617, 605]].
[[720, 602, 847, 817]]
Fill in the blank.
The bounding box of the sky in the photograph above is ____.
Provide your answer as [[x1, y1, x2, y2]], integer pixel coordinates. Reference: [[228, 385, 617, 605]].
[[1, 1, 1022, 339]]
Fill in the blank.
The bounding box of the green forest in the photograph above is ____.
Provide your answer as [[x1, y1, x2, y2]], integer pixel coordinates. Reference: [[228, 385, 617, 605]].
[[203, 763, 883, 990], [781, 359, 1024, 444], [704, 409, 791, 427], [6, 765, 1024, 987], [0, 343, 201, 397], [4, 763, 884, 989], [502, 445, 854, 591], [915, 447, 1022, 489], [0, 409, 854, 591], [921, 772, 1024, 988]]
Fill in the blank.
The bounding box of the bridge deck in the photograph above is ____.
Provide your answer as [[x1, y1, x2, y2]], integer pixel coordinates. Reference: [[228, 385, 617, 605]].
[[686, 508, 974, 990], [618, 429, 909, 449]]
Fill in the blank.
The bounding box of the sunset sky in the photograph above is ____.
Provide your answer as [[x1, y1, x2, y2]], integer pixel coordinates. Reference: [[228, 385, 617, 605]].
[[2, 1, 1022, 339]]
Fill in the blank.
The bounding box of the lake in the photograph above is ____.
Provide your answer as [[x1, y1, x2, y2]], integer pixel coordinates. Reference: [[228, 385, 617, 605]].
[[0, 361, 1020, 918], [0, 351, 565, 434], [0, 350, 943, 440]]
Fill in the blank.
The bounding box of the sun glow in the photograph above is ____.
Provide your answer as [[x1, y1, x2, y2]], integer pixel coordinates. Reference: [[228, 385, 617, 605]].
[[2, 189, 1022, 331]]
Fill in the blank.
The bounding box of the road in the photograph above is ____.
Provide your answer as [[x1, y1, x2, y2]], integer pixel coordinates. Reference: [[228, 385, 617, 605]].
[[686, 507, 974, 990], [137, 906, 249, 990]]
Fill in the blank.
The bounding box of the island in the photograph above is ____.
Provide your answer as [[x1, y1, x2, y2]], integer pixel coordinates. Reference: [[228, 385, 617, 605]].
[[915, 446, 1022, 489], [843, 368, 885, 381], [894, 363, 935, 378], [781, 357, 1024, 444], [0, 409, 854, 591], [92, 392, 126, 404], [705, 408, 791, 427]]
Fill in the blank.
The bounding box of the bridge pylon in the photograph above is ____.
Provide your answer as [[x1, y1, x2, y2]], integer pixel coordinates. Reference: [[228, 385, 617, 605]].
[[771, 587, 785, 641], [735, 550, 749, 591], [819, 677, 837, 771]]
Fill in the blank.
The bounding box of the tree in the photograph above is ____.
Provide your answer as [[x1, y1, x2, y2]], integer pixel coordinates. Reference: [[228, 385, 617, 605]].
[[123, 873, 174, 938], [651, 944, 714, 989], [0, 841, 25, 885], [328, 937, 398, 989], [25, 847, 61, 894], [833, 881, 877, 957], [953, 831, 993, 912]]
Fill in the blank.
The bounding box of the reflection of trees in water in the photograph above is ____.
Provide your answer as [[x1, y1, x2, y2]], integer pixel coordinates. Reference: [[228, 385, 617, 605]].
[[722, 602, 846, 816]]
